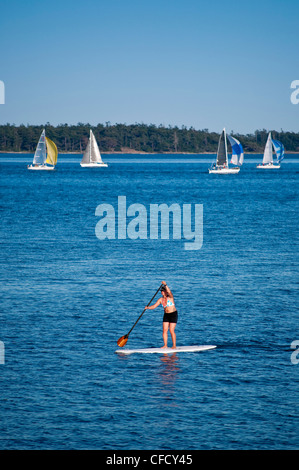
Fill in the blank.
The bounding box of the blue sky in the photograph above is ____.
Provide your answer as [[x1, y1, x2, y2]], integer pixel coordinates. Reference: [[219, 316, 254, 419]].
[[1, 0, 298, 133]]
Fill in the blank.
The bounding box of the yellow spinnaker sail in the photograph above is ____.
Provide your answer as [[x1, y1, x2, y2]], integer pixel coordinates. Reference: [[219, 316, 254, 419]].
[[45, 137, 58, 166]]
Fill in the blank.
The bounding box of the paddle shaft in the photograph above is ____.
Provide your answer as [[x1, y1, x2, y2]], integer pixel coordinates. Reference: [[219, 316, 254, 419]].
[[126, 284, 163, 338]]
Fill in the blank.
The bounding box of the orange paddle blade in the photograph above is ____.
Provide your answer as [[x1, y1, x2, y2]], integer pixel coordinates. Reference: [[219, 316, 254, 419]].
[[117, 335, 128, 347]]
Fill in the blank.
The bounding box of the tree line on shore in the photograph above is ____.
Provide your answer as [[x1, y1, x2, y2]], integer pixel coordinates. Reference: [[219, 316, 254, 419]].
[[0, 122, 298, 153]]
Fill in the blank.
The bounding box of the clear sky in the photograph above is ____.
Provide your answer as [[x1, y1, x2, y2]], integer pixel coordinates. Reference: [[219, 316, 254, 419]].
[[1, 0, 298, 133]]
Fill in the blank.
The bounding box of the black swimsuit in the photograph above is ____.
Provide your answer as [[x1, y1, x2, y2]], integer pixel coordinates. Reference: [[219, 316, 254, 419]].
[[162, 310, 178, 324]]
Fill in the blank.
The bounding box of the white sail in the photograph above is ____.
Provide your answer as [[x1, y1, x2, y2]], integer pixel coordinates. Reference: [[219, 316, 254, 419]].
[[81, 130, 105, 165], [33, 129, 47, 165], [262, 132, 273, 165], [90, 130, 104, 163], [81, 139, 91, 164]]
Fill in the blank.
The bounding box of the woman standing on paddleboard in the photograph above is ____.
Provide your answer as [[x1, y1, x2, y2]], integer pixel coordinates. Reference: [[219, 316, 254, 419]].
[[145, 281, 178, 349]]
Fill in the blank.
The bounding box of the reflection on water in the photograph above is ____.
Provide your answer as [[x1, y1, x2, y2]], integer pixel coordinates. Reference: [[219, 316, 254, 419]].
[[157, 353, 180, 389]]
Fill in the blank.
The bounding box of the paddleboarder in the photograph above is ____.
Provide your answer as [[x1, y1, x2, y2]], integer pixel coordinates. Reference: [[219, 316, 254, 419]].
[[145, 281, 178, 349]]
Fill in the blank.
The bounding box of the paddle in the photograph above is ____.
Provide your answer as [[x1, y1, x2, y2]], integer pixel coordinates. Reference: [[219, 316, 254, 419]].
[[117, 284, 163, 347]]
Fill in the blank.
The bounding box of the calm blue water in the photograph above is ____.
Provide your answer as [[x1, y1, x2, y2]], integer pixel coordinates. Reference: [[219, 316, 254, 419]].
[[0, 154, 298, 450]]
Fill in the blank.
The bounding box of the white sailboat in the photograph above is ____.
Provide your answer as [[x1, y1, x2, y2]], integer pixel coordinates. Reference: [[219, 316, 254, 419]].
[[80, 130, 108, 167], [209, 128, 243, 174], [256, 132, 284, 169], [27, 129, 58, 170]]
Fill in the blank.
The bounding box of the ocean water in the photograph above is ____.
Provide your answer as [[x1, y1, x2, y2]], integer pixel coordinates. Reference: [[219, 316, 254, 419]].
[[0, 153, 298, 450]]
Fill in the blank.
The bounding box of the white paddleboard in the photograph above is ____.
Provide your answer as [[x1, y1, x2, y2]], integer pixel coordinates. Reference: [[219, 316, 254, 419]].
[[115, 345, 216, 355]]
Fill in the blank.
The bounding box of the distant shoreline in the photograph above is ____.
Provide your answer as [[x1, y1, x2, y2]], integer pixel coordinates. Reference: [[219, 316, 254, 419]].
[[0, 151, 213, 155], [1, 151, 299, 155]]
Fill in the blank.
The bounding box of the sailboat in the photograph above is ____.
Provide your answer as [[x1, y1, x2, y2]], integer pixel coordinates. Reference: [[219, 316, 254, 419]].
[[27, 129, 58, 170], [256, 132, 284, 169], [80, 130, 108, 167], [209, 128, 243, 174]]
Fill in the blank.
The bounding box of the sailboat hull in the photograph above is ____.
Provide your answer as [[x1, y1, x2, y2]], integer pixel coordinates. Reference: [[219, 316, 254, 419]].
[[209, 167, 240, 174], [256, 164, 280, 169], [80, 163, 108, 167], [27, 165, 55, 171]]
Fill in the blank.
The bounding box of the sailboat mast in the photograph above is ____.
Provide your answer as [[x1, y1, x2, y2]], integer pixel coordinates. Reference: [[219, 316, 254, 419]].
[[224, 128, 228, 166], [45, 129, 48, 163], [89, 130, 92, 163], [216, 135, 221, 165]]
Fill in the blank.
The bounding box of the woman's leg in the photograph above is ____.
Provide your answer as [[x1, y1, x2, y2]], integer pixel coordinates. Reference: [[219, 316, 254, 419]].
[[169, 323, 177, 348], [162, 322, 169, 348]]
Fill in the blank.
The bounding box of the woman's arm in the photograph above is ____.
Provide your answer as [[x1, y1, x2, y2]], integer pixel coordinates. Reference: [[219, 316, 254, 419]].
[[162, 281, 173, 297], [145, 298, 162, 310]]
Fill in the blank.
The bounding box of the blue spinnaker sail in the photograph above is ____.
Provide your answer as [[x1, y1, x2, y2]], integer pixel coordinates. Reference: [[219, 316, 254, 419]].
[[272, 139, 285, 163], [227, 135, 244, 166]]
